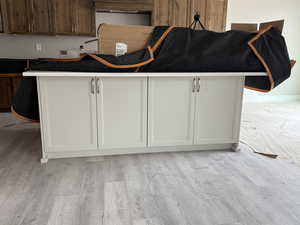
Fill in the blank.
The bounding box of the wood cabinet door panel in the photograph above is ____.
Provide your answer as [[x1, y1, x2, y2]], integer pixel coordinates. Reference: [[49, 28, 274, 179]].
[[97, 77, 147, 149], [153, 0, 227, 30], [95, 0, 153, 11], [148, 77, 196, 147], [153, 0, 189, 26], [3, 0, 28, 33], [52, 0, 74, 34], [30, 0, 52, 33], [38, 77, 98, 152], [74, 0, 95, 35], [168, 0, 189, 27], [206, 0, 228, 31]]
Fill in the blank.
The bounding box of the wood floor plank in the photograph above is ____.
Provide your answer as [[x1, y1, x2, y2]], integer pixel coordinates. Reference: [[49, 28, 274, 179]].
[[104, 181, 131, 225], [1, 112, 300, 225]]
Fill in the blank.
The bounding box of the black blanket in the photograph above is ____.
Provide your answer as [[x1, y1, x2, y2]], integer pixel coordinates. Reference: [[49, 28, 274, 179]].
[[14, 25, 293, 121]]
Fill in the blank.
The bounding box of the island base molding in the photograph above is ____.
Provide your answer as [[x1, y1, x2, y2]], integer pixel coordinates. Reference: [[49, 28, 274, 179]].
[[25, 73, 259, 163], [41, 143, 237, 163]]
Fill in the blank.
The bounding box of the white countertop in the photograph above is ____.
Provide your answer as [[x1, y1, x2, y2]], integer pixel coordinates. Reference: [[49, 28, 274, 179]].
[[23, 71, 267, 77]]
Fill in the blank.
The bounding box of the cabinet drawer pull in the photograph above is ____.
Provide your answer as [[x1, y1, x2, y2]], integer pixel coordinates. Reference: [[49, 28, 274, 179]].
[[96, 78, 100, 94], [197, 77, 201, 92], [192, 77, 196, 92], [91, 78, 95, 94]]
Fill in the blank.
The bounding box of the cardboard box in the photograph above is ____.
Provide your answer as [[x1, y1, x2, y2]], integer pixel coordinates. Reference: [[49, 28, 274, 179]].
[[259, 20, 284, 34], [231, 23, 258, 32], [97, 20, 284, 55], [97, 24, 154, 55]]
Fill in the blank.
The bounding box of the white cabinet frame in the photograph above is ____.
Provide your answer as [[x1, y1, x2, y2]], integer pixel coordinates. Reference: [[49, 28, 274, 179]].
[[148, 77, 196, 147], [193, 76, 244, 145], [31, 72, 260, 163], [37, 77, 98, 156], [96, 77, 148, 149]]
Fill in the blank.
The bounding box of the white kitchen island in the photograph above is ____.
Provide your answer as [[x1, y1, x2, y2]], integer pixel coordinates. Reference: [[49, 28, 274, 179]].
[[23, 72, 266, 163]]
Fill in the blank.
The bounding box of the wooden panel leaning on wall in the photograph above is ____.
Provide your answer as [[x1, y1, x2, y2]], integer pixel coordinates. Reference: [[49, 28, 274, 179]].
[[0, 75, 22, 112]]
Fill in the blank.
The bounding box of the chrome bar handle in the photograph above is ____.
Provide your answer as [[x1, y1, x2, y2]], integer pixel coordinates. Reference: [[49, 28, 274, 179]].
[[192, 77, 196, 92], [96, 78, 100, 94], [91, 78, 95, 94], [197, 77, 201, 92]]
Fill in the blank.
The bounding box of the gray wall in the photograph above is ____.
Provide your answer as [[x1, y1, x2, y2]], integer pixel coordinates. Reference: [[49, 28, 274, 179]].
[[0, 12, 150, 59]]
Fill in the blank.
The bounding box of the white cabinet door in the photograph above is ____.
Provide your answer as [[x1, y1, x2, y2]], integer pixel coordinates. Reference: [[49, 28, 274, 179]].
[[97, 77, 147, 149], [194, 77, 244, 144], [148, 77, 196, 147], [38, 77, 98, 152]]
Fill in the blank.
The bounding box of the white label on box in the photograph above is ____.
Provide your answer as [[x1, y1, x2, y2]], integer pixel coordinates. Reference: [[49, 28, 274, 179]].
[[115, 42, 128, 56]]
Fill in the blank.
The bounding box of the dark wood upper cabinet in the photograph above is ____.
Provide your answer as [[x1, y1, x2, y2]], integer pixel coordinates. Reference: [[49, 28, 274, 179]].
[[168, 0, 189, 27], [52, 0, 74, 34], [94, 0, 153, 11], [1, 0, 52, 34], [152, 0, 227, 31], [73, 0, 96, 35], [1, 0, 29, 33], [152, 0, 192, 27], [0, 0, 226, 35], [29, 0, 52, 33], [205, 0, 228, 32], [52, 0, 95, 36], [0, 0, 95, 35], [152, 0, 205, 27]]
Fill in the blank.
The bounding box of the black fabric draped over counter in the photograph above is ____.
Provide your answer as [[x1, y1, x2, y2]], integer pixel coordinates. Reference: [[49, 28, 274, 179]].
[[12, 25, 294, 121]]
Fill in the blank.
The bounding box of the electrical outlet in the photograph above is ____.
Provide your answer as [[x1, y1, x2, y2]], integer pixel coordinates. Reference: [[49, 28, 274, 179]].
[[60, 50, 68, 55], [36, 43, 42, 52]]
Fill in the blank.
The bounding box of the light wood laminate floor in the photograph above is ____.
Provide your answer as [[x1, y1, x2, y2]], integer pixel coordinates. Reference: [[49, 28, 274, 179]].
[[1, 111, 300, 225], [241, 101, 300, 163]]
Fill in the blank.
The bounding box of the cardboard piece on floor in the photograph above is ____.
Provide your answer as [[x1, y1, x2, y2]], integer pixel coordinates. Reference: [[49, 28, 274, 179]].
[[231, 23, 258, 32], [253, 151, 278, 159], [259, 20, 284, 34], [97, 24, 154, 55]]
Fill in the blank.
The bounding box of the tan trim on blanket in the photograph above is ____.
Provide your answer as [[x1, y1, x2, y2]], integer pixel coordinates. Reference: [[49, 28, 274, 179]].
[[44, 46, 154, 69], [246, 25, 274, 92], [151, 26, 175, 52], [11, 106, 39, 123], [87, 46, 154, 69], [244, 85, 271, 93], [38, 26, 175, 70]]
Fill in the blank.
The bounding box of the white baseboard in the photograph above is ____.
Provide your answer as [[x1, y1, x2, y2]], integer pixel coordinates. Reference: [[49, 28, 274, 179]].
[[244, 94, 300, 103]]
